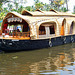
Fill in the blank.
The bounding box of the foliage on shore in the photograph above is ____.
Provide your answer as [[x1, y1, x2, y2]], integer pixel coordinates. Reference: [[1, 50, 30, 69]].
[[0, 0, 75, 21]]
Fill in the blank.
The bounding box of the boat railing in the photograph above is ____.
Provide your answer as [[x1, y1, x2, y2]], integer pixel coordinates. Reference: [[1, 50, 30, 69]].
[[3, 29, 30, 38], [12, 31, 30, 38]]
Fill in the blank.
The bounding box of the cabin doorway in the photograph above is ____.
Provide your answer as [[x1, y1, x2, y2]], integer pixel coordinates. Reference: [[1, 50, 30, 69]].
[[60, 19, 66, 35], [69, 21, 75, 34]]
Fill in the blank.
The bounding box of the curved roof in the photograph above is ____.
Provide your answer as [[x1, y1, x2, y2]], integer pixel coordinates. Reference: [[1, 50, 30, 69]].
[[22, 10, 45, 16], [22, 9, 75, 17], [1, 10, 75, 36], [22, 10, 58, 16], [1, 10, 75, 26], [50, 9, 58, 13], [1, 9, 75, 28], [50, 9, 75, 16], [3, 12, 31, 24]]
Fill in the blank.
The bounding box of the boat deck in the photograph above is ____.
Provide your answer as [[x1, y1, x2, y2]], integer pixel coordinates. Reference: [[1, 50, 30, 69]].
[[0, 36, 30, 40]]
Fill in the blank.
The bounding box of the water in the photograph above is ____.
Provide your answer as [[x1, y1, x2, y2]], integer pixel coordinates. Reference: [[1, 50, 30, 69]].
[[0, 43, 75, 75]]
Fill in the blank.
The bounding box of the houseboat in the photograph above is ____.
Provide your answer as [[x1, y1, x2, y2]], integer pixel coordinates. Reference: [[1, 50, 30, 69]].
[[0, 9, 75, 51]]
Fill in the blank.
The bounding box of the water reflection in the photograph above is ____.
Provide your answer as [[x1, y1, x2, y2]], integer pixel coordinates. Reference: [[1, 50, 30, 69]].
[[0, 43, 75, 75]]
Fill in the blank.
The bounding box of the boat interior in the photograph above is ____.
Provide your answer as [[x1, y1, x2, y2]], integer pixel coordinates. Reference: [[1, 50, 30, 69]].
[[0, 17, 30, 40]]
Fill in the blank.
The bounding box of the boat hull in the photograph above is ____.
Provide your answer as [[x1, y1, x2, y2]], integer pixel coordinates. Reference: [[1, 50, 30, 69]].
[[0, 35, 75, 52]]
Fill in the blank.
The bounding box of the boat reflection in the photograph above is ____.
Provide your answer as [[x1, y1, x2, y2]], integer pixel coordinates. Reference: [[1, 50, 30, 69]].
[[0, 43, 75, 75], [29, 44, 75, 75]]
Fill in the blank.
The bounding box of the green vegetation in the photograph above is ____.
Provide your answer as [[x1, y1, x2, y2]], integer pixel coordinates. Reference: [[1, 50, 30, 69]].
[[0, 0, 75, 21], [0, 23, 1, 26]]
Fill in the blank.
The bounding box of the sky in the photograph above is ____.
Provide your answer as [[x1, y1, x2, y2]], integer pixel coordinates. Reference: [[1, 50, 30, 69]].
[[68, 0, 75, 12], [25, 0, 75, 13]]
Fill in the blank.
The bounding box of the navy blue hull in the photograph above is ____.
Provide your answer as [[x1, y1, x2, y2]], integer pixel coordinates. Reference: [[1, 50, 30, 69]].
[[0, 35, 75, 51]]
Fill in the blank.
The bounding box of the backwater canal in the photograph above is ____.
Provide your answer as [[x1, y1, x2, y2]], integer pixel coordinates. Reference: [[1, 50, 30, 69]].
[[0, 43, 75, 75]]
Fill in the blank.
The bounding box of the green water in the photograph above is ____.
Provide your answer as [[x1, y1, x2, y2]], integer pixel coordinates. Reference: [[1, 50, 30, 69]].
[[0, 43, 75, 75]]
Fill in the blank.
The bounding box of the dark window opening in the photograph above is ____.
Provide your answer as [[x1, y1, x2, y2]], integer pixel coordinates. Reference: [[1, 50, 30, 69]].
[[69, 22, 74, 34], [23, 24, 30, 32], [39, 26, 46, 35], [49, 25, 55, 34]]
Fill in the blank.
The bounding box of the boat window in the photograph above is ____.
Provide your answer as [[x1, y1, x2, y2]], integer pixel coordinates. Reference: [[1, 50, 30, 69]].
[[69, 22, 73, 34], [69, 21, 75, 34], [39, 26, 46, 35], [72, 22, 75, 34], [49, 25, 55, 34]]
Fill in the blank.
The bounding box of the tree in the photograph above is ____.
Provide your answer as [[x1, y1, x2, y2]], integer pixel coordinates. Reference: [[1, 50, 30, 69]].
[[65, 0, 69, 11], [49, 0, 70, 12], [43, 3, 50, 11], [73, 6, 75, 14], [35, 2, 44, 10], [25, 6, 33, 11], [17, 5, 24, 13], [0, 3, 3, 12], [0, 12, 5, 20], [8, 3, 13, 11], [3, 7, 8, 13], [14, 1, 19, 10], [34, 0, 39, 3], [49, 0, 54, 9], [53, 0, 65, 11], [0, 0, 9, 4], [61, 7, 67, 12]]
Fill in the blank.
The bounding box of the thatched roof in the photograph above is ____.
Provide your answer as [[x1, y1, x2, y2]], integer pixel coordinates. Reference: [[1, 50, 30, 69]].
[[1, 10, 75, 28], [22, 9, 75, 17], [22, 10, 45, 16], [1, 9, 75, 26]]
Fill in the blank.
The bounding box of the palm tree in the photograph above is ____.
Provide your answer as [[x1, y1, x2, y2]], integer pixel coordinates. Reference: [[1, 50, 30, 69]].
[[8, 3, 13, 11], [35, 2, 44, 10], [17, 5, 24, 13], [53, 0, 65, 11], [65, 0, 69, 11], [44, 3, 50, 11], [49, 0, 54, 9], [14, 1, 18, 10], [73, 6, 75, 14]]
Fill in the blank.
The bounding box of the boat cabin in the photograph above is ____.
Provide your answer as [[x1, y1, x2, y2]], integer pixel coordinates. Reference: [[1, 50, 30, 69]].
[[1, 12, 30, 40], [1, 9, 75, 40]]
